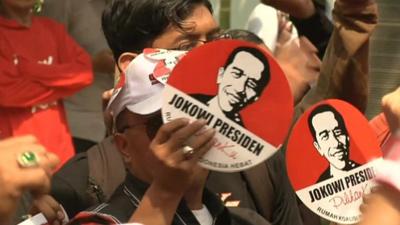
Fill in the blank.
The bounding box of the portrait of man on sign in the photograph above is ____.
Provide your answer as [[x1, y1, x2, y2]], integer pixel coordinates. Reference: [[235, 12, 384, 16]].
[[308, 104, 360, 182], [192, 46, 271, 127]]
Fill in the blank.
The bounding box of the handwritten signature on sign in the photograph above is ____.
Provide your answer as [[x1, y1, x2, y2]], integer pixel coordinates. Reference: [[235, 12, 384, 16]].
[[329, 183, 369, 209], [214, 139, 238, 159]]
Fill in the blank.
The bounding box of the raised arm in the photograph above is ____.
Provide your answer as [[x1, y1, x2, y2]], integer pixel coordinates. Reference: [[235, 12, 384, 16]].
[[128, 119, 215, 224], [296, 0, 378, 115]]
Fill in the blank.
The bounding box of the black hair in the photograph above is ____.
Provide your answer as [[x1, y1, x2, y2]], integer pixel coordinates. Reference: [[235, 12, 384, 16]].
[[102, 0, 212, 61], [224, 29, 265, 45], [308, 104, 348, 141], [223, 46, 270, 96]]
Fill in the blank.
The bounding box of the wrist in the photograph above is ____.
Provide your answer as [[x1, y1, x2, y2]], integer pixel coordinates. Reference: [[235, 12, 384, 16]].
[[129, 183, 183, 224], [184, 190, 204, 210], [150, 181, 185, 201]]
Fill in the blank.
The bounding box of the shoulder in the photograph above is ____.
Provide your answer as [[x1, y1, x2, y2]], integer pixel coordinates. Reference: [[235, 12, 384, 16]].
[[34, 16, 65, 28], [85, 184, 137, 223], [52, 152, 89, 191], [33, 16, 69, 37], [317, 167, 331, 183], [190, 93, 214, 104], [51, 152, 90, 217]]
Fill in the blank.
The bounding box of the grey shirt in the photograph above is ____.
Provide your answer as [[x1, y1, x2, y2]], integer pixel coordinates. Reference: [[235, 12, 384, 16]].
[[41, 0, 114, 142]]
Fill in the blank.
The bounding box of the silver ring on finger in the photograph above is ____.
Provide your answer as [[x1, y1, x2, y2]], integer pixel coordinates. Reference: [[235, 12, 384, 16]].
[[182, 145, 195, 159]]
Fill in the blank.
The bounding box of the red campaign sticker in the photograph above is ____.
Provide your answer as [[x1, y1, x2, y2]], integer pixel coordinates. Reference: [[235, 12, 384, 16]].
[[162, 40, 293, 172], [144, 48, 187, 84], [286, 99, 383, 224]]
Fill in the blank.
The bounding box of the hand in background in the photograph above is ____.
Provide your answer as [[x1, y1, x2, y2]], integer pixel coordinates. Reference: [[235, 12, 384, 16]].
[[382, 87, 400, 134], [30, 195, 66, 225], [0, 136, 59, 224], [358, 185, 400, 225]]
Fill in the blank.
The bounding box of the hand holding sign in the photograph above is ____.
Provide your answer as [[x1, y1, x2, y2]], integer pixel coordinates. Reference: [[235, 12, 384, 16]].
[[149, 118, 216, 196], [357, 87, 400, 225], [382, 86, 400, 134], [286, 99, 382, 224], [30, 195, 67, 224], [351, 87, 400, 225], [162, 40, 293, 172]]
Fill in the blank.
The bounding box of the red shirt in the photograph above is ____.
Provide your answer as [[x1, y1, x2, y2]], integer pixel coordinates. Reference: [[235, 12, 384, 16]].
[[0, 16, 93, 166]]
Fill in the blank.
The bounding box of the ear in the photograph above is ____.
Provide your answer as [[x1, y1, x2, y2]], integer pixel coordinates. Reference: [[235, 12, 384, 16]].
[[217, 67, 224, 84], [114, 134, 132, 163], [313, 141, 323, 156], [118, 52, 138, 72]]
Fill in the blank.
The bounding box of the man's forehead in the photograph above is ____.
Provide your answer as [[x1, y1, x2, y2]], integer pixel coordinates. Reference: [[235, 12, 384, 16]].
[[180, 4, 218, 36], [152, 5, 218, 49], [174, 26, 220, 42], [231, 51, 264, 78], [312, 111, 339, 130]]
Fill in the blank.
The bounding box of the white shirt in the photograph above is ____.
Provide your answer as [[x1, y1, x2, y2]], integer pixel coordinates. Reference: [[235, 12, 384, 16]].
[[191, 205, 213, 225]]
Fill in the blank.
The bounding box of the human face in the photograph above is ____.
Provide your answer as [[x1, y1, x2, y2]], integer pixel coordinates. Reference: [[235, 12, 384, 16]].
[[115, 110, 162, 183], [312, 111, 350, 170], [151, 5, 219, 50], [116, 4, 218, 181], [217, 51, 264, 113]]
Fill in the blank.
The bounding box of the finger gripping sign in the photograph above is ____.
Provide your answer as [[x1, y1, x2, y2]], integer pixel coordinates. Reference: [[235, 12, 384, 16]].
[[286, 99, 383, 224], [162, 40, 293, 172]]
